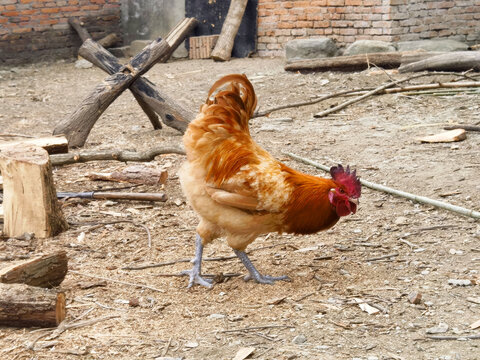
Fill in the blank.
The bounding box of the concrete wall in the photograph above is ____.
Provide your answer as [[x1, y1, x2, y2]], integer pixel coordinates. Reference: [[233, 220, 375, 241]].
[[121, 0, 186, 57], [0, 0, 121, 65]]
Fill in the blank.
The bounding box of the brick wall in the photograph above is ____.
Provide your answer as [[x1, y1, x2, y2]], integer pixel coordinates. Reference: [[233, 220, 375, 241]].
[[389, 0, 480, 43], [0, 0, 121, 65], [257, 0, 480, 57]]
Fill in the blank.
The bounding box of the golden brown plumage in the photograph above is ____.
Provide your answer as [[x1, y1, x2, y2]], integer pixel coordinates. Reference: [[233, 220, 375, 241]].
[[179, 74, 361, 287]]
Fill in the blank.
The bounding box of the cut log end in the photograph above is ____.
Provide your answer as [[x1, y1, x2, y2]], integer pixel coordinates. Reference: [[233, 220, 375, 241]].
[[0, 283, 66, 328]]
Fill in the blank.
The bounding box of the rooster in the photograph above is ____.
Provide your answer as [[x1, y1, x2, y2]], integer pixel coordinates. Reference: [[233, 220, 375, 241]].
[[179, 74, 361, 288]]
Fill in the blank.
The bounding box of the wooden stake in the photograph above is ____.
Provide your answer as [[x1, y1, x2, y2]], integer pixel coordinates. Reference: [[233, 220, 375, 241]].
[[399, 51, 480, 73], [211, 0, 248, 62], [0, 251, 68, 288], [53, 18, 197, 147], [0, 283, 66, 328], [0, 144, 68, 238]]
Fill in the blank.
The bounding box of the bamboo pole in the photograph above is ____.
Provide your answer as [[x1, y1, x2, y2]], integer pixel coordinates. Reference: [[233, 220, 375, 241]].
[[283, 152, 480, 220]]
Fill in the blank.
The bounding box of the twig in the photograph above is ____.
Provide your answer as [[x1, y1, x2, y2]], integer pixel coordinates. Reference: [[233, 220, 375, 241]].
[[218, 325, 295, 333], [314, 73, 428, 118], [46, 315, 120, 340], [444, 124, 480, 132], [426, 334, 480, 340], [365, 253, 399, 262], [162, 337, 172, 357], [50, 147, 185, 166], [253, 88, 373, 117], [69, 220, 152, 248], [69, 270, 165, 293], [283, 152, 480, 220]]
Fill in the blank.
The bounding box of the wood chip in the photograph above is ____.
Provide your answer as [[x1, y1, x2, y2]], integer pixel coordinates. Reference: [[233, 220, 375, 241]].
[[418, 128, 466, 143], [233, 347, 255, 360], [470, 319, 480, 330], [466, 297, 480, 304], [355, 298, 380, 315], [266, 297, 286, 305]]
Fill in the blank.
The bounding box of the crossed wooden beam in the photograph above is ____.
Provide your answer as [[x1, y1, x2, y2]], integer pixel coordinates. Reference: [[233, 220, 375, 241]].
[[54, 18, 197, 147]]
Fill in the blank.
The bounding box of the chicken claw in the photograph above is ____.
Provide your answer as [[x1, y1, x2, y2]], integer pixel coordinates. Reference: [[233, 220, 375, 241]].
[[233, 249, 290, 285], [181, 234, 213, 288]]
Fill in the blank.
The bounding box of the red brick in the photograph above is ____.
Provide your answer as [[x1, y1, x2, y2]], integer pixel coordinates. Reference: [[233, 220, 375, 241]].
[[12, 26, 31, 33], [41, 8, 60, 14], [2, 11, 19, 16], [346, 0, 362, 4]]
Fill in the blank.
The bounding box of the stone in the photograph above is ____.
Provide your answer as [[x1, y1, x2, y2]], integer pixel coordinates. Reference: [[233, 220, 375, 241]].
[[75, 59, 93, 69], [285, 38, 337, 62], [343, 40, 396, 56], [426, 322, 449, 334], [397, 39, 468, 52], [408, 291, 422, 304], [292, 334, 307, 344]]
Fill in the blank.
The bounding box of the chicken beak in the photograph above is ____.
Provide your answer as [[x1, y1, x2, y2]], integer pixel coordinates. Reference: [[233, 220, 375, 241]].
[[349, 198, 359, 206]]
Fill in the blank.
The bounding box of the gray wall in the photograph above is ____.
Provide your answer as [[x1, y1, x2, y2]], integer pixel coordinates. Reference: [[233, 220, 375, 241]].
[[121, 0, 187, 57]]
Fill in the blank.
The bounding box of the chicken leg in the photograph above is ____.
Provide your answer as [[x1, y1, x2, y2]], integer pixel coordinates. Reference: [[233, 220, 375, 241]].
[[233, 249, 290, 285], [181, 234, 213, 288]]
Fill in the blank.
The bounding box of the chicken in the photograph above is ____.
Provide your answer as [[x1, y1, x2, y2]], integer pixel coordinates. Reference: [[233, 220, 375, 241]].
[[179, 74, 361, 288]]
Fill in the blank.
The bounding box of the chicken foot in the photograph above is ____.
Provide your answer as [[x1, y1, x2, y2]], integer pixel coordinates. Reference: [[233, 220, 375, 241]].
[[233, 249, 290, 285], [181, 234, 213, 288]]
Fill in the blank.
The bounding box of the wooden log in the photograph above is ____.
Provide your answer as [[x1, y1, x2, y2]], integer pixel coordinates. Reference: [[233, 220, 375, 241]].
[[97, 33, 119, 49], [68, 17, 118, 48], [53, 18, 197, 147], [87, 165, 168, 185], [78, 39, 194, 133], [68, 17, 91, 42], [211, 0, 248, 62], [285, 51, 414, 72], [0, 135, 68, 155], [398, 51, 480, 73], [0, 144, 68, 238], [0, 283, 66, 328], [0, 251, 68, 288]]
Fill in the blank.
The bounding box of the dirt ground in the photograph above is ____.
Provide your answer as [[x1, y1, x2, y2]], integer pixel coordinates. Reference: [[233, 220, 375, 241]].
[[0, 56, 479, 360]]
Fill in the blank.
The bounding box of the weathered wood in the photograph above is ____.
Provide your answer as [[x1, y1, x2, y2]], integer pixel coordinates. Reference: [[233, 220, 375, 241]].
[[68, 17, 91, 42], [399, 51, 445, 66], [68, 17, 118, 49], [0, 135, 68, 155], [398, 51, 480, 73], [0, 144, 68, 238], [49, 146, 185, 166], [0, 251, 68, 288], [87, 165, 168, 185], [0, 283, 66, 328], [97, 33, 119, 49], [78, 39, 194, 132], [53, 18, 197, 147], [285, 51, 412, 72], [211, 0, 248, 61], [69, 17, 162, 130]]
